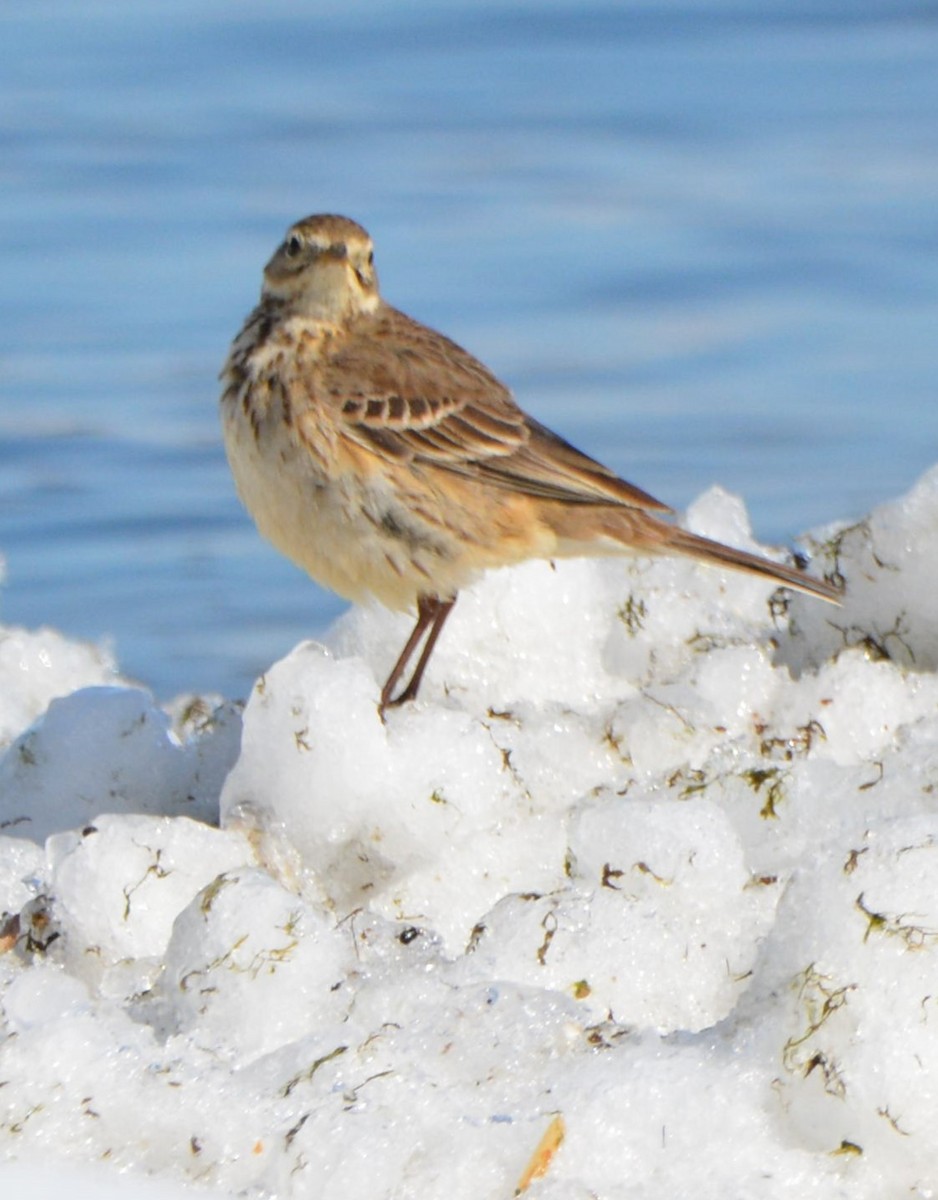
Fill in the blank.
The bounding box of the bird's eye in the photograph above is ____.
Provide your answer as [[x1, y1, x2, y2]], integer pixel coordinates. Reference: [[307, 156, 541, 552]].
[[367, 250, 374, 266], [284, 235, 303, 258]]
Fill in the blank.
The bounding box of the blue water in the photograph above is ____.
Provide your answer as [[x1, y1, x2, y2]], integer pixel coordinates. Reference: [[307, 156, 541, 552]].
[[1, 1, 936, 699]]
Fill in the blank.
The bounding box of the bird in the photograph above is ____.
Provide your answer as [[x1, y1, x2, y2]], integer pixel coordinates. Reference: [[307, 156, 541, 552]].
[[220, 214, 841, 712]]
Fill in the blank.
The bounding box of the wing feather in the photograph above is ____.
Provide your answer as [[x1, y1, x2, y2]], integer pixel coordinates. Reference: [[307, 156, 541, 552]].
[[318, 307, 671, 513]]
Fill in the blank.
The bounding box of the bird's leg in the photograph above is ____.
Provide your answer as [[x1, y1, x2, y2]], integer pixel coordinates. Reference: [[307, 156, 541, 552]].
[[379, 594, 456, 712], [393, 596, 456, 706], [379, 596, 437, 712]]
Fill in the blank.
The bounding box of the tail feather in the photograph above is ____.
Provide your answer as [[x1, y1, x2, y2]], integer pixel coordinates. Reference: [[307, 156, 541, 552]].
[[664, 525, 841, 605]]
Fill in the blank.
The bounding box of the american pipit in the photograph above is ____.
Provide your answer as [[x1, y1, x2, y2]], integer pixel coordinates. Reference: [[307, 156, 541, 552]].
[[221, 214, 840, 710]]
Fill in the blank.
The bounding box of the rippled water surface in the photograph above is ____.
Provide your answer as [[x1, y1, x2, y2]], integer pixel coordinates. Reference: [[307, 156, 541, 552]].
[[2, 1, 936, 698]]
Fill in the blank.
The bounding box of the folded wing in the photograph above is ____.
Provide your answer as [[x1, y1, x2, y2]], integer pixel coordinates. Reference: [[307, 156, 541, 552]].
[[320, 307, 672, 513]]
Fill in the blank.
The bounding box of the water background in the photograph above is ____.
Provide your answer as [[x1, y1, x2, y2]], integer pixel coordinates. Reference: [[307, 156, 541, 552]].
[[1, 0, 936, 700]]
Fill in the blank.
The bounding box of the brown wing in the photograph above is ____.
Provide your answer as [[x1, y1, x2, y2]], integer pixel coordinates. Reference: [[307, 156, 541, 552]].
[[319, 306, 672, 513]]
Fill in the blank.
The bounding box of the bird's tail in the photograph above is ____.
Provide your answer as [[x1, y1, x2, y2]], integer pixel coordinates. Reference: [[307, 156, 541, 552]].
[[661, 524, 841, 604], [548, 504, 842, 604]]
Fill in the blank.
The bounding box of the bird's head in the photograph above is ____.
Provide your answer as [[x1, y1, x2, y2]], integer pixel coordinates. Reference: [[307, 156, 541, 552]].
[[262, 214, 380, 318]]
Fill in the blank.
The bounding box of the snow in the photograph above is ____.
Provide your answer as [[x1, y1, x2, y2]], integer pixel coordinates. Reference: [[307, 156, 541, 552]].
[[3, 473, 938, 1198]]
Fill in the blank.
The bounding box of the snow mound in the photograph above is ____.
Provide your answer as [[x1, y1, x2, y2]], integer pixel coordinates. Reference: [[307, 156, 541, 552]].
[[2, 474, 938, 1198]]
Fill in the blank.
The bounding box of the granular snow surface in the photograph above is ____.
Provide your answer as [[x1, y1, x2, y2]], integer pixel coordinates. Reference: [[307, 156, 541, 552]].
[[3, 474, 938, 1198]]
